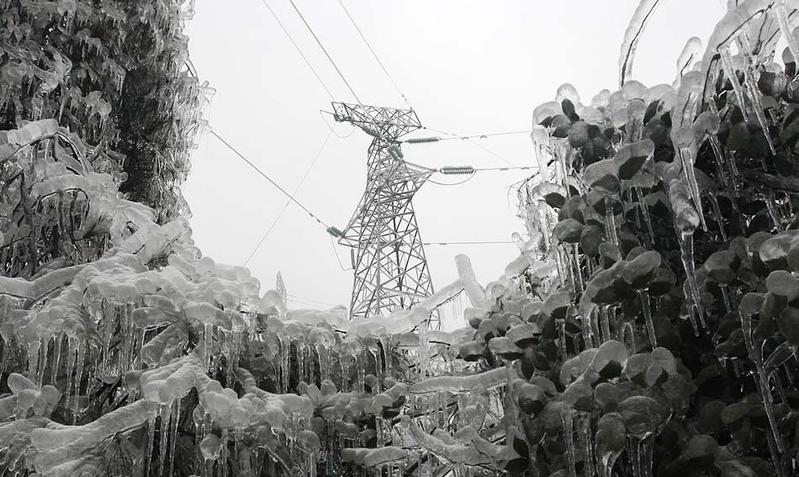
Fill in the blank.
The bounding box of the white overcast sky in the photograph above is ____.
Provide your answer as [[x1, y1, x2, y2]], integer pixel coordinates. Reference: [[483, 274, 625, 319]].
[[183, 0, 724, 313]]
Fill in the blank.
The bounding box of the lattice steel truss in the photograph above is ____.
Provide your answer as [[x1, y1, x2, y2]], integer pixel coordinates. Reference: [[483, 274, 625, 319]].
[[332, 102, 436, 321]]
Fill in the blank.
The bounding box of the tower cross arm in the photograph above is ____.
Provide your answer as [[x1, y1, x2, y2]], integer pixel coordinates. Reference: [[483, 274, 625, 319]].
[[331, 102, 422, 140]]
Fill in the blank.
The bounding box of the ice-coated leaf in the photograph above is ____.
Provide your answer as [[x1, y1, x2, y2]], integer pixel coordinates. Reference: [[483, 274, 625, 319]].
[[342, 447, 408, 468], [409, 367, 508, 394], [614, 139, 654, 180], [777, 306, 799, 344], [488, 336, 524, 360], [517, 382, 547, 415], [506, 323, 540, 348], [560, 348, 599, 386], [765, 269, 799, 303], [622, 250, 661, 289], [554, 218, 585, 244], [618, 395, 667, 436], [30, 400, 160, 473], [595, 412, 626, 473], [583, 159, 621, 196], [580, 224, 604, 257], [703, 250, 737, 284], [590, 340, 628, 378], [543, 291, 571, 320]]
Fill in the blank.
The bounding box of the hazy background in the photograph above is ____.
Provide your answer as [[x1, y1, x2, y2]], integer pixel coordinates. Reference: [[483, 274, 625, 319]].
[[183, 0, 725, 316]]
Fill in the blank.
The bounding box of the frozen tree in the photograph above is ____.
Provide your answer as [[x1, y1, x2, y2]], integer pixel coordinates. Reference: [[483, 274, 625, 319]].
[[4, 1, 799, 477]]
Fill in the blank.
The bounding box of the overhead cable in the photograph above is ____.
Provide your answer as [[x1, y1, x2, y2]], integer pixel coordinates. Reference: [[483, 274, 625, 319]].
[[242, 130, 333, 265], [209, 128, 331, 230], [336, 0, 413, 109], [257, 0, 335, 100], [420, 126, 514, 166], [423, 240, 514, 246], [287, 0, 364, 105], [405, 129, 531, 143]]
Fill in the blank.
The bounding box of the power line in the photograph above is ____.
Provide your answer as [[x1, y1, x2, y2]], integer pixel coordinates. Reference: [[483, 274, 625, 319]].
[[474, 165, 535, 172], [257, 0, 335, 100], [329, 235, 353, 271], [336, 0, 412, 109], [428, 175, 477, 187], [423, 240, 514, 246], [287, 0, 364, 105], [428, 165, 535, 186], [406, 129, 531, 142], [242, 130, 333, 265], [209, 127, 331, 230], [319, 110, 356, 139], [420, 126, 514, 166]]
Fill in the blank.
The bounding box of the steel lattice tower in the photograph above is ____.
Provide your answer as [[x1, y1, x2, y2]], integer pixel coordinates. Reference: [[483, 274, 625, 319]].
[[331, 102, 436, 321]]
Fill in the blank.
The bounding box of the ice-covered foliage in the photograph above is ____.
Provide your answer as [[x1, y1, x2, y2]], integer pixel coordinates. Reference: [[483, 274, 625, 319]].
[[7, 0, 799, 476], [0, 0, 212, 223]]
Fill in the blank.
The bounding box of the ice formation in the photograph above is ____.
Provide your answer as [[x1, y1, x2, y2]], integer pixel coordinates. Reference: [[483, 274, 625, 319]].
[[4, 0, 799, 476]]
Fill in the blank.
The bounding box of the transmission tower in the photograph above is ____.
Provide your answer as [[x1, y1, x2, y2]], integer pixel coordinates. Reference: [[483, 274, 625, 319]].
[[330, 102, 436, 323]]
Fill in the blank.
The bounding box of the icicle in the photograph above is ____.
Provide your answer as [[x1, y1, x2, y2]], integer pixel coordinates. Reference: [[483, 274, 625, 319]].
[[581, 414, 595, 477], [558, 319, 569, 361], [220, 428, 229, 477], [531, 126, 550, 181], [634, 186, 654, 247], [278, 334, 290, 393], [372, 343, 383, 393], [340, 352, 350, 392], [582, 306, 597, 349], [767, 427, 786, 477], [707, 194, 727, 241], [73, 341, 85, 424], [573, 244, 584, 294], [605, 197, 619, 245], [158, 403, 172, 476], [297, 342, 307, 386], [766, 194, 784, 232], [708, 134, 730, 189], [557, 141, 571, 192], [144, 415, 157, 477], [193, 406, 205, 468], [563, 410, 578, 477], [538, 202, 552, 251], [719, 285, 733, 313], [418, 326, 430, 379], [27, 340, 41, 384], [676, 147, 707, 231], [136, 327, 146, 370], [682, 281, 700, 337], [168, 399, 181, 477], [719, 46, 749, 121], [739, 38, 776, 155], [600, 306, 612, 343], [203, 323, 213, 372], [636, 290, 657, 349], [51, 334, 63, 385], [740, 310, 784, 454], [556, 246, 574, 293], [379, 336, 391, 377], [64, 337, 76, 404], [627, 435, 654, 477], [680, 231, 705, 328], [623, 321, 637, 354], [356, 354, 366, 394], [315, 344, 329, 385]]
